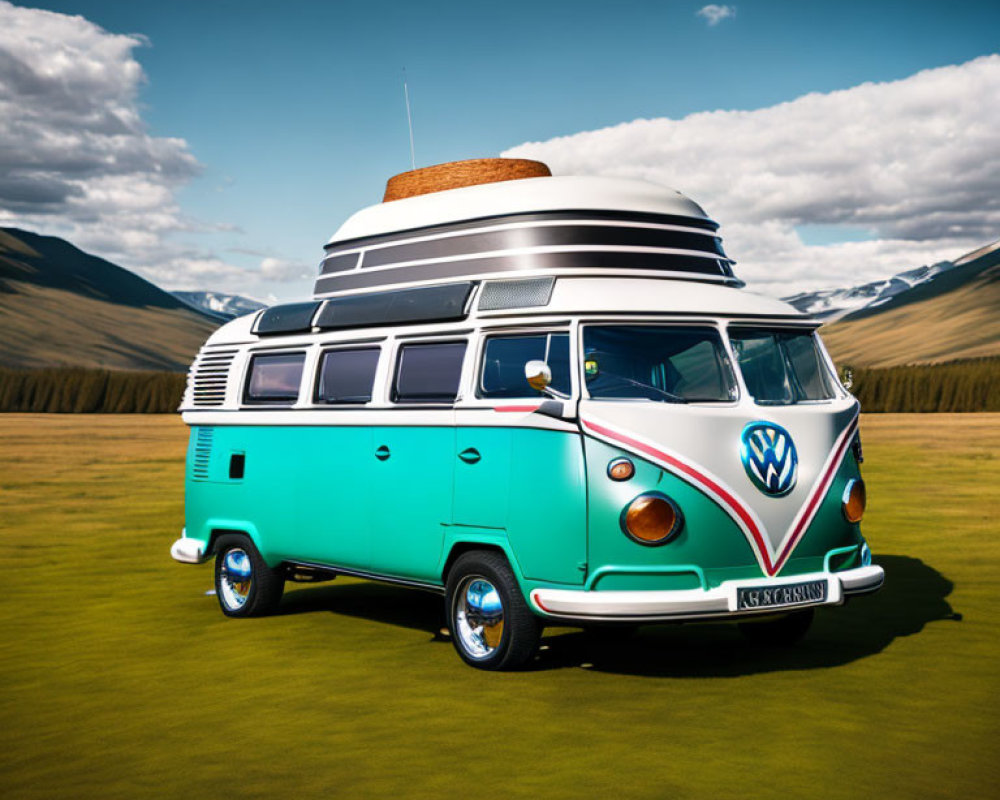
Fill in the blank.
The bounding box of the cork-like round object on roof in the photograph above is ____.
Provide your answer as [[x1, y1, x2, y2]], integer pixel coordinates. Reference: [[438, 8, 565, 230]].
[[383, 158, 551, 202]]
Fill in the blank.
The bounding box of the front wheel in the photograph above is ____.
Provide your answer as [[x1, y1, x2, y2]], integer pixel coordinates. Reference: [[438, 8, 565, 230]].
[[738, 607, 814, 645], [213, 534, 285, 618], [445, 551, 541, 670]]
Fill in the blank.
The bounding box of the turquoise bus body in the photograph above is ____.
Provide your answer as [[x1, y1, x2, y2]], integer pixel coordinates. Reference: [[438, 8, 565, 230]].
[[184, 422, 865, 596]]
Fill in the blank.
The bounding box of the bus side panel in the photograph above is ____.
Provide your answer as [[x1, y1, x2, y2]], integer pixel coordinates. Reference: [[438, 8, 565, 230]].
[[505, 428, 587, 586], [369, 425, 454, 581], [453, 426, 512, 530], [295, 424, 373, 571], [185, 424, 306, 565]]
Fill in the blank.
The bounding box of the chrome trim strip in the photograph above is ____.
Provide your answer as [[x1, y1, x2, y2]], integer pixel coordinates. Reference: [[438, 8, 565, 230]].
[[322, 225, 727, 273], [283, 560, 446, 595], [315, 261, 738, 295]]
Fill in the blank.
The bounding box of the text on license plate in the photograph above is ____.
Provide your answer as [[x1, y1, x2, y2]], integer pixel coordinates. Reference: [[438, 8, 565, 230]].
[[737, 579, 827, 610]]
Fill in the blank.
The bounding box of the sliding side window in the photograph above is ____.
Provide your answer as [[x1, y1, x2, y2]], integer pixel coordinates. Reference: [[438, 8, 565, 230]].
[[392, 341, 466, 403], [244, 352, 306, 405], [315, 348, 380, 404]]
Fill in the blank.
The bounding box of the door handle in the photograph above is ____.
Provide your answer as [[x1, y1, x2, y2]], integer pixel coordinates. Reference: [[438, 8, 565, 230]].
[[458, 447, 481, 464], [375, 445, 391, 461]]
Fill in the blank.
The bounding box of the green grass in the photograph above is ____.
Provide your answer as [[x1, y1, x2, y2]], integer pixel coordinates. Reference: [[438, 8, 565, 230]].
[[1, 414, 997, 799]]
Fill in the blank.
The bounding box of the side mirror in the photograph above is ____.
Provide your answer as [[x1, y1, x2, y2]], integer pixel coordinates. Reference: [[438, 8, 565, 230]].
[[524, 360, 552, 393]]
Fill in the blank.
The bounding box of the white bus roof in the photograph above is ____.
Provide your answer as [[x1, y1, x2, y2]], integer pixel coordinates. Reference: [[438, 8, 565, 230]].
[[327, 176, 713, 246], [202, 277, 803, 348]]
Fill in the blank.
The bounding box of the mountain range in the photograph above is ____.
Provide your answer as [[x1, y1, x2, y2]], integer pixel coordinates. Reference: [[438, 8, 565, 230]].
[[1, 225, 996, 372], [814, 240, 1000, 368], [172, 290, 267, 320], [0, 227, 219, 371], [783, 239, 1000, 322]]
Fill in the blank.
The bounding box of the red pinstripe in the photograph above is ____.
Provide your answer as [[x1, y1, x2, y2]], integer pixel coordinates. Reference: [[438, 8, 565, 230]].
[[582, 415, 858, 577]]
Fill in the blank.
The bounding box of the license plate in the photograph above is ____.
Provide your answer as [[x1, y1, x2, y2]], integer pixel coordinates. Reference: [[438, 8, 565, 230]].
[[737, 579, 827, 610]]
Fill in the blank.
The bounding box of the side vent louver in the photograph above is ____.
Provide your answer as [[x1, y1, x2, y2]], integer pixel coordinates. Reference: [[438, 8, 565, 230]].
[[188, 348, 237, 407], [192, 427, 214, 481], [478, 277, 555, 311]]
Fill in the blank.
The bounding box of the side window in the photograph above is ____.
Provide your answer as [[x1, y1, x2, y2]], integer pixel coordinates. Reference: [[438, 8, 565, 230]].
[[244, 352, 305, 404], [315, 348, 380, 404], [480, 333, 571, 398], [392, 341, 466, 403]]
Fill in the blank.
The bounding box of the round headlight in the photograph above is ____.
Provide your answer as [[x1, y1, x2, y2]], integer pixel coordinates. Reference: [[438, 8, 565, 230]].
[[621, 493, 683, 546], [842, 478, 866, 523]]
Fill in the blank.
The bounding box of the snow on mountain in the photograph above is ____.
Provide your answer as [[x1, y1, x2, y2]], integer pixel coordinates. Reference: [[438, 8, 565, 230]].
[[172, 291, 267, 320], [784, 259, 957, 320]]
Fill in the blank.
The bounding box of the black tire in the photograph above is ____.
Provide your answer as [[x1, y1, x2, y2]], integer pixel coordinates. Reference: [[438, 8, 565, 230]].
[[738, 607, 814, 645], [213, 534, 285, 618], [445, 551, 541, 670]]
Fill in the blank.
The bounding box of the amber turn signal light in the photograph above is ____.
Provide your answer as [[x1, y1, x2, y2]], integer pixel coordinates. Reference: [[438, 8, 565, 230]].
[[621, 493, 683, 546], [842, 479, 866, 523], [607, 458, 635, 481]]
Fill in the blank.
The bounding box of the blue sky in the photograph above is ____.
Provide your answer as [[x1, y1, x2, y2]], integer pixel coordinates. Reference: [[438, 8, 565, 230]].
[[1, 0, 998, 299]]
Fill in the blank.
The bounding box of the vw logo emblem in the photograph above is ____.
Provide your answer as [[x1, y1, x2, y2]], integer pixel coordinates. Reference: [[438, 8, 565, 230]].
[[740, 422, 798, 496]]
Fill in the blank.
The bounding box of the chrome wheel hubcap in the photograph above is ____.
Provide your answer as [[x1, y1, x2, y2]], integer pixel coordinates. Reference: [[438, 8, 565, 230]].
[[454, 576, 505, 659], [220, 548, 253, 610]]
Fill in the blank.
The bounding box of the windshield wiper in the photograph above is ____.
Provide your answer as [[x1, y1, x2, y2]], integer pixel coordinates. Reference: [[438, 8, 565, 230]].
[[600, 373, 689, 403]]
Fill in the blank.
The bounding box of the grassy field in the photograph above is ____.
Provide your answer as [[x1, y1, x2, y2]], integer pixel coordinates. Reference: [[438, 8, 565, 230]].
[[1, 414, 997, 799]]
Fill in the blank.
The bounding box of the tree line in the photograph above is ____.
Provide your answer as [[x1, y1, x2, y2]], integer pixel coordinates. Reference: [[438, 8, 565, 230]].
[[0, 358, 997, 413], [0, 368, 186, 413], [845, 357, 1000, 413]]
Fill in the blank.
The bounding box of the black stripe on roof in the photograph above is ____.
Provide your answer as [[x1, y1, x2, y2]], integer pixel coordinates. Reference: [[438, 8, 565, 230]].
[[319, 224, 726, 275], [314, 250, 733, 295]]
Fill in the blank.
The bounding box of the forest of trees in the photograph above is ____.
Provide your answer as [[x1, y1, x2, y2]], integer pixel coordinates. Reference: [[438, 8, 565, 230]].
[[0, 357, 997, 413], [0, 368, 186, 413], [846, 357, 1000, 413]]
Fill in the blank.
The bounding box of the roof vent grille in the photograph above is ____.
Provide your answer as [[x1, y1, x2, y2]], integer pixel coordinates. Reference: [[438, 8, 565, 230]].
[[478, 277, 555, 311]]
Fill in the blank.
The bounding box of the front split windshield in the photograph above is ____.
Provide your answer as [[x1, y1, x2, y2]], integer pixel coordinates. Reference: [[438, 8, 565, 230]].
[[583, 326, 738, 403], [582, 325, 838, 405], [729, 327, 838, 404]]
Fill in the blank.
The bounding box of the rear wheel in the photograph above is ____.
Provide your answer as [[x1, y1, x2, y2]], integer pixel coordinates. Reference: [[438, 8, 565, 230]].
[[445, 551, 541, 670], [738, 608, 814, 645], [213, 534, 285, 618]]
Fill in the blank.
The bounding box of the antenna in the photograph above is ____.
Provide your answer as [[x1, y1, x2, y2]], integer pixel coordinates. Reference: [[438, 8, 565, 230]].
[[403, 69, 416, 171]]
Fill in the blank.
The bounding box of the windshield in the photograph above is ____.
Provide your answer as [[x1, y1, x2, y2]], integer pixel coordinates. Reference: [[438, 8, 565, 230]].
[[729, 327, 838, 404], [583, 325, 738, 403]]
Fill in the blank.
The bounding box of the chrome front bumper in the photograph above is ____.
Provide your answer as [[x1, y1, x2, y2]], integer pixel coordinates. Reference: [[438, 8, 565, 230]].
[[529, 564, 885, 623], [170, 532, 209, 564]]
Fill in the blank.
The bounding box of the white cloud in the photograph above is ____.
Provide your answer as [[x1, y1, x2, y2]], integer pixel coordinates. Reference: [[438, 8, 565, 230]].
[[503, 55, 1000, 296], [0, 1, 303, 293], [0, 3, 194, 228], [697, 4, 736, 26], [259, 257, 313, 282]]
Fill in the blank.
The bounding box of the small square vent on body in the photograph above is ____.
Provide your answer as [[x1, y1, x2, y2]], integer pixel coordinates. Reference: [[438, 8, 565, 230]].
[[191, 427, 214, 481]]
